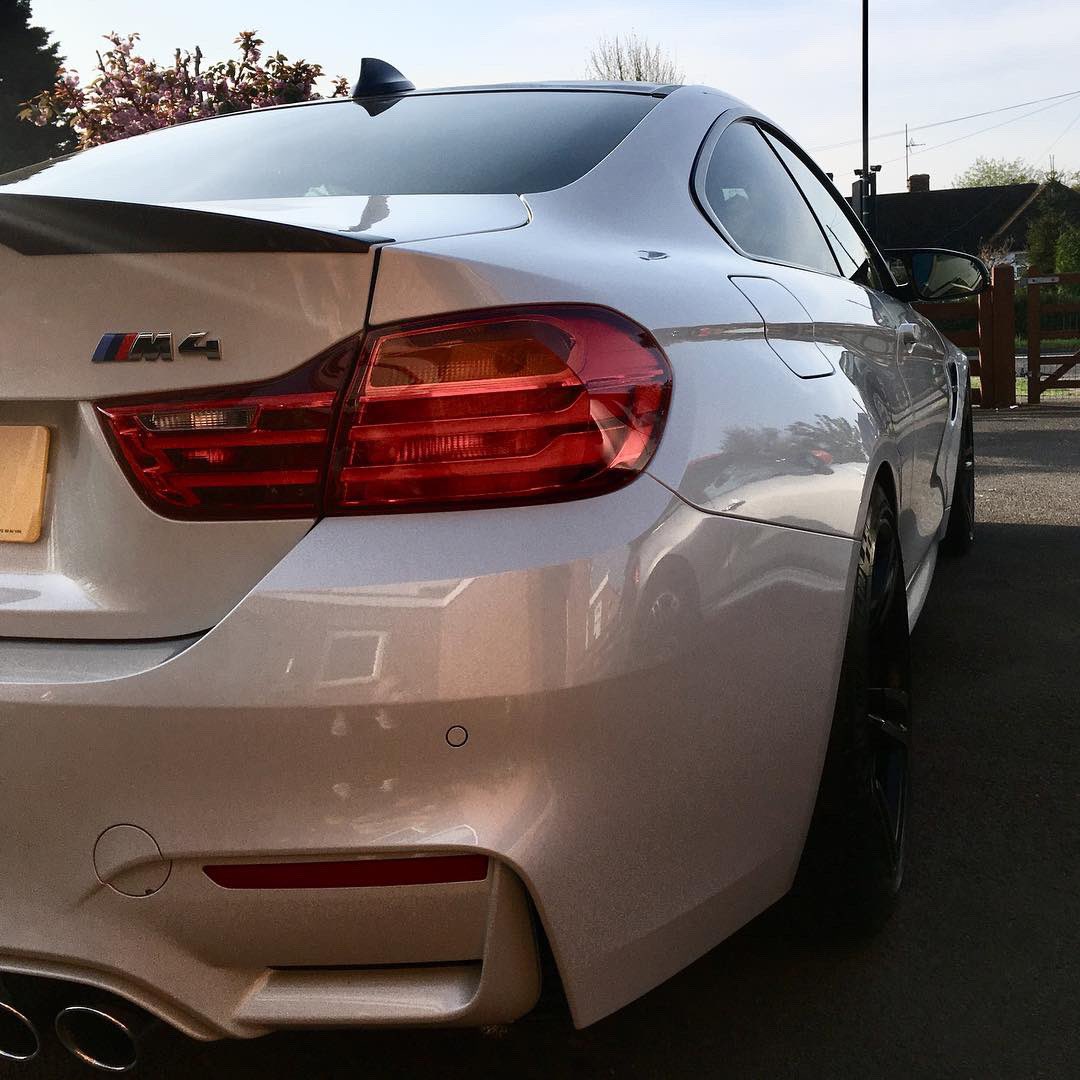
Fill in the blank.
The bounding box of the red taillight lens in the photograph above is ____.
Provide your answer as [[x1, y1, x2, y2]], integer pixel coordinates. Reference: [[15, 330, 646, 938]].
[[97, 337, 359, 519], [96, 307, 671, 520], [328, 306, 672, 511]]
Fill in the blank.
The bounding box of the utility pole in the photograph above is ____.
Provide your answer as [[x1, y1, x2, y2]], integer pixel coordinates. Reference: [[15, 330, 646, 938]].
[[861, 0, 871, 231], [851, 4, 880, 232]]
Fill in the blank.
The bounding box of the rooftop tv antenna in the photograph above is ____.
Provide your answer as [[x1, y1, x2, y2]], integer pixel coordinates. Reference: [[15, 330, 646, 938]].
[[905, 124, 926, 180]]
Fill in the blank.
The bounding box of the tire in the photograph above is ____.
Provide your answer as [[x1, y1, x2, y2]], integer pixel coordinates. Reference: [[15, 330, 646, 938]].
[[941, 387, 975, 556], [792, 484, 912, 936]]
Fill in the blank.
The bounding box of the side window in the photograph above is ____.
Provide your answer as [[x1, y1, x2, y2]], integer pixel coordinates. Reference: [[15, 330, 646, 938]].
[[703, 120, 838, 276], [763, 130, 883, 291]]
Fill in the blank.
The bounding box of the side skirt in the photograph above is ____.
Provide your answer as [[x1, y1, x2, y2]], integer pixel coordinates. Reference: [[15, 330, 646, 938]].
[[905, 540, 939, 632]]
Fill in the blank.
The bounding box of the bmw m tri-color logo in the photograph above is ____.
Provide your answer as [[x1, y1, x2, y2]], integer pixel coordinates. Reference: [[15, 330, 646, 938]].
[[92, 332, 222, 363]]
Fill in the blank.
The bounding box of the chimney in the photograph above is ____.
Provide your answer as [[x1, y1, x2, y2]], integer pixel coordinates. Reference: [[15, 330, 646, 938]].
[[908, 173, 930, 193]]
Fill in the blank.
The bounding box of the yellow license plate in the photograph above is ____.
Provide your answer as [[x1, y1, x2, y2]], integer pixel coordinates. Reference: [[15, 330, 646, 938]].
[[0, 426, 51, 544]]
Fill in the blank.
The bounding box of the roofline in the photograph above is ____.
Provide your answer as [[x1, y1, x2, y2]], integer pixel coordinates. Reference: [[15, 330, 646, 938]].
[[988, 181, 1048, 247], [876, 184, 1042, 198], [374, 80, 682, 98], [135, 82, 685, 135], [240, 82, 683, 119]]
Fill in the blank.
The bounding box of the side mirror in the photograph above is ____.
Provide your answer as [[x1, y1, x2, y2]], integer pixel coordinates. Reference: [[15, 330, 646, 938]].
[[884, 248, 990, 302]]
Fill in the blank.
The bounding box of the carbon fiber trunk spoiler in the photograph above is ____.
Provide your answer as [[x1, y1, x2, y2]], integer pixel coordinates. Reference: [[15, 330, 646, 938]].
[[0, 194, 388, 256]]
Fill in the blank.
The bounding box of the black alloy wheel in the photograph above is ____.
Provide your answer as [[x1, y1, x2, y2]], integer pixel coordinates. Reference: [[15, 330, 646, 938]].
[[793, 484, 912, 934]]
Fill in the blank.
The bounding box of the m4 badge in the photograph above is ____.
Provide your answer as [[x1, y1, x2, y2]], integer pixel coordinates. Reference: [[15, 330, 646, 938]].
[[92, 332, 222, 363]]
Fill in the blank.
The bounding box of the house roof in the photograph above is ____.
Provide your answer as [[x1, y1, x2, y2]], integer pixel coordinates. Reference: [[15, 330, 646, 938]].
[[872, 180, 1080, 255]]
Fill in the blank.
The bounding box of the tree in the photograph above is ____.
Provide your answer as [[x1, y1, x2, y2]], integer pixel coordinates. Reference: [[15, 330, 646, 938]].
[[587, 33, 684, 84], [20, 30, 348, 149], [953, 156, 1041, 188], [1026, 185, 1073, 273], [1056, 223, 1080, 275], [953, 155, 1080, 189], [0, 0, 74, 171]]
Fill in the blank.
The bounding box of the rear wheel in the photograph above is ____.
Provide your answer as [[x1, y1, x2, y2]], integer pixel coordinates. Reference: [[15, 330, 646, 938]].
[[941, 388, 975, 555], [792, 484, 911, 934]]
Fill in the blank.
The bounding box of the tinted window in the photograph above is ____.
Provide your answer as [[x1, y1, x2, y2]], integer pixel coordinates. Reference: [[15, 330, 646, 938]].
[[704, 121, 837, 275], [764, 131, 883, 290], [0, 92, 658, 201]]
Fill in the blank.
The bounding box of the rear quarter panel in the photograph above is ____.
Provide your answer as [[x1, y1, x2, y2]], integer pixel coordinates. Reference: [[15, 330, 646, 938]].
[[371, 88, 901, 546]]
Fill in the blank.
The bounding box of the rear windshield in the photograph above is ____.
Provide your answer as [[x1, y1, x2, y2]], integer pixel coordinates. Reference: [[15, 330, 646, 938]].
[[0, 91, 658, 202]]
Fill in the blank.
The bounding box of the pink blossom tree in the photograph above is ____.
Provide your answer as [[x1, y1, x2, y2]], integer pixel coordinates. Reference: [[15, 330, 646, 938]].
[[21, 31, 349, 149]]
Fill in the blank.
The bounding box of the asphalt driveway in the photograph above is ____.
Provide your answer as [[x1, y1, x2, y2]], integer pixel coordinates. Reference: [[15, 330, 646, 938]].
[[21, 407, 1080, 1079]]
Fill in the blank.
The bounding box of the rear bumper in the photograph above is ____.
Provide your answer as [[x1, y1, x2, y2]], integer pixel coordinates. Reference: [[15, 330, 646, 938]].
[[0, 476, 857, 1035]]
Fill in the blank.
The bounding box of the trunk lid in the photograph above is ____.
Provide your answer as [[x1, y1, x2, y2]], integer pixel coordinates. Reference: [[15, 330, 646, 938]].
[[0, 192, 528, 640]]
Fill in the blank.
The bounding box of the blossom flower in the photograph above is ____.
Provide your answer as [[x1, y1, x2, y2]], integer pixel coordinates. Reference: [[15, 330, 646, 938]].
[[21, 29, 349, 148]]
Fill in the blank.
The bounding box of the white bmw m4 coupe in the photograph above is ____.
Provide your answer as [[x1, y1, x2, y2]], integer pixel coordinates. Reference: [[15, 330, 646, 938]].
[[0, 59, 984, 1069]]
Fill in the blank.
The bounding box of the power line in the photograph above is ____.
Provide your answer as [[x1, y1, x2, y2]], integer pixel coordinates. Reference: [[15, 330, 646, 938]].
[[1036, 103, 1080, 163], [811, 89, 1080, 152], [880, 93, 1080, 165]]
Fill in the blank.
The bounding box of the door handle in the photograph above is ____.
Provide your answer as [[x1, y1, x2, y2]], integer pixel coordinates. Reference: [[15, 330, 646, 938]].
[[898, 322, 922, 349]]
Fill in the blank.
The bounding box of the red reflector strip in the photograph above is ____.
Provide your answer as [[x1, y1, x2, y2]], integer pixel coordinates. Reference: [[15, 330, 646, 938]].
[[203, 854, 490, 890]]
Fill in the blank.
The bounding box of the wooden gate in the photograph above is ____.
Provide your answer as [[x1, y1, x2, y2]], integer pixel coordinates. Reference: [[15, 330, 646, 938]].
[[1024, 270, 1080, 403]]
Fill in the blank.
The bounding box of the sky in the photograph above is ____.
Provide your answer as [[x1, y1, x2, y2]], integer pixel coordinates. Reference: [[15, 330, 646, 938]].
[[27, 0, 1080, 194]]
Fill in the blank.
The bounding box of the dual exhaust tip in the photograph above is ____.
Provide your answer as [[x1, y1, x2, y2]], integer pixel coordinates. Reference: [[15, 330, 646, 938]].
[[0, 996, 40, 1064], [56, 1005, 145, 1073], [1, 981, 147, 1072]]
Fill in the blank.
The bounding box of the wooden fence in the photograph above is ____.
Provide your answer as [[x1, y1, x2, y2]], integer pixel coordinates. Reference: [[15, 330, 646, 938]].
[[916, 264, 1016, 409]]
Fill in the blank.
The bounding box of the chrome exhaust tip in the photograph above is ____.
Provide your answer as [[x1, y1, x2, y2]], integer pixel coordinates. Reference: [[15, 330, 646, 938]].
[[55, 1004, 149, 1073], [0, 994, 40, 1064]]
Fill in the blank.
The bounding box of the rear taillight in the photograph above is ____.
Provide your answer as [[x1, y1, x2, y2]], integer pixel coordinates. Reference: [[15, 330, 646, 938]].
[[96, 306, 671, 520], [97, 337, 359, 520], [329, 306, 672, 511]]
